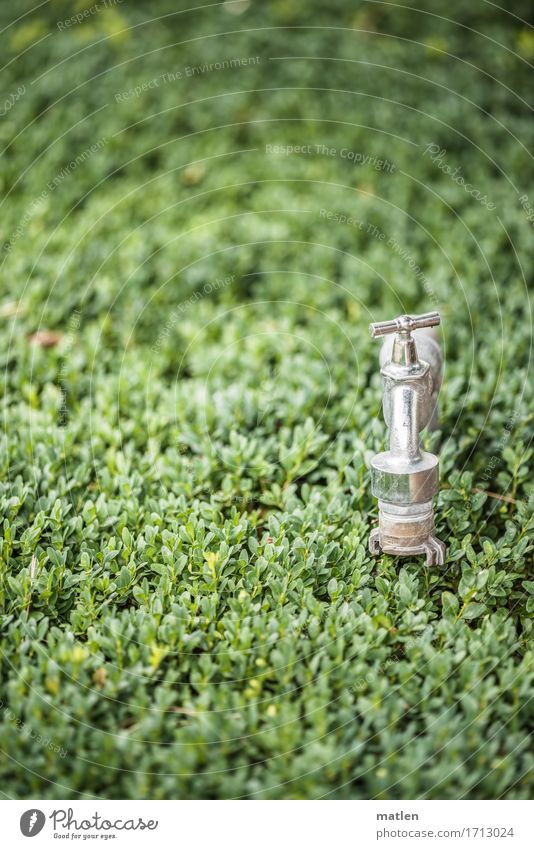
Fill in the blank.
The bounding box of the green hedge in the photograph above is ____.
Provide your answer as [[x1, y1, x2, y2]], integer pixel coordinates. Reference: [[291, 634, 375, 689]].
[[0, 0, 532, 799]]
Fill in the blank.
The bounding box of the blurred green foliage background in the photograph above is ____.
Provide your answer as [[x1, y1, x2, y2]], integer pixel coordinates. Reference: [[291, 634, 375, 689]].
[[0, 0, 532, 799]]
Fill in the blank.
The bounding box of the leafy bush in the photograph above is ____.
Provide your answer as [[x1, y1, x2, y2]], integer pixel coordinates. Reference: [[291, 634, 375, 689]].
[[0, 0, 532, 799]]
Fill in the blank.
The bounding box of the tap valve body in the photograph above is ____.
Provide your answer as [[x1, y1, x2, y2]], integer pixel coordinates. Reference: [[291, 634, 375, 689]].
[[368, 312, 446, 566]]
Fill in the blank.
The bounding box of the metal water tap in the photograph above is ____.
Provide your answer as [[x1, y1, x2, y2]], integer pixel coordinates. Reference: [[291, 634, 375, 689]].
[[368, 311, 446, 566]]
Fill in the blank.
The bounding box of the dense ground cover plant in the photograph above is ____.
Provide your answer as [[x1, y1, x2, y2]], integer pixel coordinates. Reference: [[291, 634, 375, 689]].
[[0, 0, 532, 799]]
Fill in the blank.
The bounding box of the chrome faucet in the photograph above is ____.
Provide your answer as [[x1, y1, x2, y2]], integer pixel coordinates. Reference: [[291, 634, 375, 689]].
[[368, 312, 446, 566]]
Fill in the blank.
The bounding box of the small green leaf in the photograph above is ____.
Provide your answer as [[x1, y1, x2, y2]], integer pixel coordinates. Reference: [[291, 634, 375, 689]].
[[117, 566, 131, 589], [462, 602, 487, 620], [441, 591, 459, 617]]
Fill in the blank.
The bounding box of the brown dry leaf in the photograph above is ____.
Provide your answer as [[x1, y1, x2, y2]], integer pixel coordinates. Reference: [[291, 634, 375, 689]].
[[27, 329, 63, 348], [93, 667, 107, 688], [182, 164, 205, 185], [0, 300, 24, 318]]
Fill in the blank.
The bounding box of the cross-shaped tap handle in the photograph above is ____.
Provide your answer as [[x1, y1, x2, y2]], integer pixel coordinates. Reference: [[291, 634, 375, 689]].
[[370, 311, 440, 339]]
